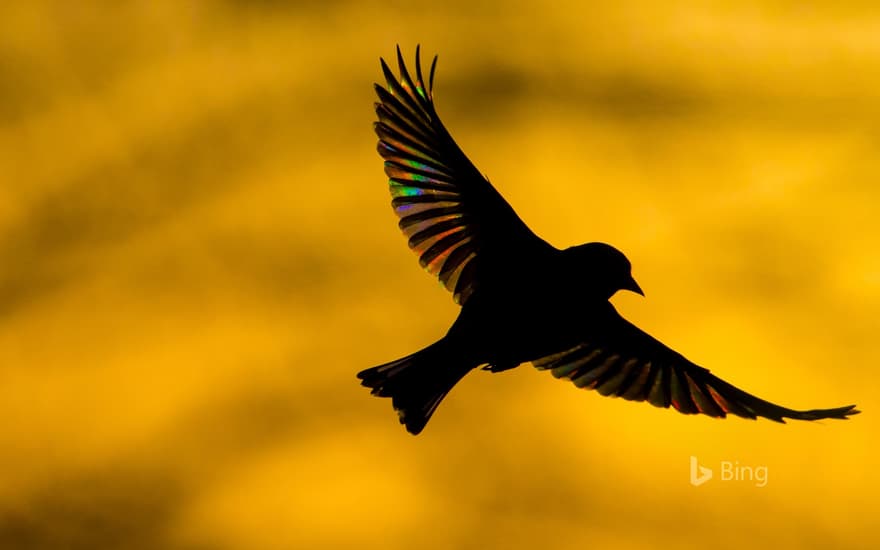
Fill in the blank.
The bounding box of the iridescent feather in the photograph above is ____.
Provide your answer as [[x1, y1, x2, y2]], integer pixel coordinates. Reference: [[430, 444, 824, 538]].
[[532, 332, 782, 419], [531, 324, 856, 422], [373, 46, 551, 307], [373, 46, 477, 304]]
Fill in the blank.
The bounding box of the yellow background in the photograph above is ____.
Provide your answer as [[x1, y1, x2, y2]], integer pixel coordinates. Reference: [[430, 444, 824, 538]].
[[0, 1, 877, 548]]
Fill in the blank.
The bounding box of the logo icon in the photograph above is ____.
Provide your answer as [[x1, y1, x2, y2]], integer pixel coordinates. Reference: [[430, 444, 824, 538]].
[[689, 455, 713, 486]]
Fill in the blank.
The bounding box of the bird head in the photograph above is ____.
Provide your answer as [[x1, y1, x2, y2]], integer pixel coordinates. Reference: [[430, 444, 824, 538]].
[[563, 242, 643, 299]]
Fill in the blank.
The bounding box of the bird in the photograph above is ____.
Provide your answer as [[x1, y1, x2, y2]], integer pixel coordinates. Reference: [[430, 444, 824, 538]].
[[357, 46, 860, 435]]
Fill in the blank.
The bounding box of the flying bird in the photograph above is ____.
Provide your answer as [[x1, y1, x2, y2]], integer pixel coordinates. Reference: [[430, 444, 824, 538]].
[[357, 46, 859, 435]]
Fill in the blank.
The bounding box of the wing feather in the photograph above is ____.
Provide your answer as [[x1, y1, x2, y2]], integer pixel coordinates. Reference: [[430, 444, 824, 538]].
[[374, 45, 551, 305], [533, 304, 859, 422]]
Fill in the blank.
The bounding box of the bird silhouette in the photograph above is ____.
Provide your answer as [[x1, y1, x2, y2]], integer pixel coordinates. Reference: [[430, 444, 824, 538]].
[[357, 46, 859, 435]]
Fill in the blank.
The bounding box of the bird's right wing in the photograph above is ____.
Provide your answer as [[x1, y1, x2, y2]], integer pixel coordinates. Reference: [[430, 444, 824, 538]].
[[374, 46, 552, 305], [533, 304, 859, 422]]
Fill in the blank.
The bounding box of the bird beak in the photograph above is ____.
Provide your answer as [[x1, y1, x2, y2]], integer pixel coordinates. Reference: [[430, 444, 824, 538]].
[[625, 275, 644, 296]]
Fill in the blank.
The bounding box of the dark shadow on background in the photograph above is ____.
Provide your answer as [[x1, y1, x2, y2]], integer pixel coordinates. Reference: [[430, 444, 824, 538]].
[[0, 467, 214, 550], [0, 89, 305, 319]]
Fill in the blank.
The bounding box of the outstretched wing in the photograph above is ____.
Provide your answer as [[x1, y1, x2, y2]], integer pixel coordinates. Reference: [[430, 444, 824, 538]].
[[374, 46, 551, 305], [534, 304, 859, 422]]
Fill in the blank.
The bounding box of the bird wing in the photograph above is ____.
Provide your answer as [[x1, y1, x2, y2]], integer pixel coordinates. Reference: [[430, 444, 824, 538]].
[[374, 46, 551, 305], [533, 304, 859, 422]]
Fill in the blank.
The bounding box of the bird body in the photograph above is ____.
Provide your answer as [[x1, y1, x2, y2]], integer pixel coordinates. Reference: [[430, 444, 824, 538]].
[[358, 46, 859, 435], [447, 245, 635, 368]]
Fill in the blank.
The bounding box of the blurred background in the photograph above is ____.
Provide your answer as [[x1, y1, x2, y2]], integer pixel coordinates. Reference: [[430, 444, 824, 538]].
[[0, 1, 877, 548]]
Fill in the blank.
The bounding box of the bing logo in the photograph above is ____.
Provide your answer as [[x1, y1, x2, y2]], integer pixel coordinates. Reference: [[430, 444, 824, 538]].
[[689, 456, 768, 487]]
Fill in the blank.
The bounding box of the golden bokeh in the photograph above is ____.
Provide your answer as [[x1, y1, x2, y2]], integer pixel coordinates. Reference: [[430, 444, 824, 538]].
[[0, 1, 877, 548]]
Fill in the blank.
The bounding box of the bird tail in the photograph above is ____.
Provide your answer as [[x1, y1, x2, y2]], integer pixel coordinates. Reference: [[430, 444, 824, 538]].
[[357, 340, 472, 435]]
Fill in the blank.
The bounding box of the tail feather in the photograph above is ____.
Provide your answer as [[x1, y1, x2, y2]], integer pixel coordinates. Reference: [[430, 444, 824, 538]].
[[358, 341, 472, 435]]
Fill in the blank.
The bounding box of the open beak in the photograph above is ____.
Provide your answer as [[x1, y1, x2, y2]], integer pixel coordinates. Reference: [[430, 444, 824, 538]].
[[625, 275, 644, 296]]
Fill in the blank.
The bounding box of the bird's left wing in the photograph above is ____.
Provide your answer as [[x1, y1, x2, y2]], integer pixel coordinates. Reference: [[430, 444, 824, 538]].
[[373, 46, 552, 305], [533, 304, 859, 422]]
